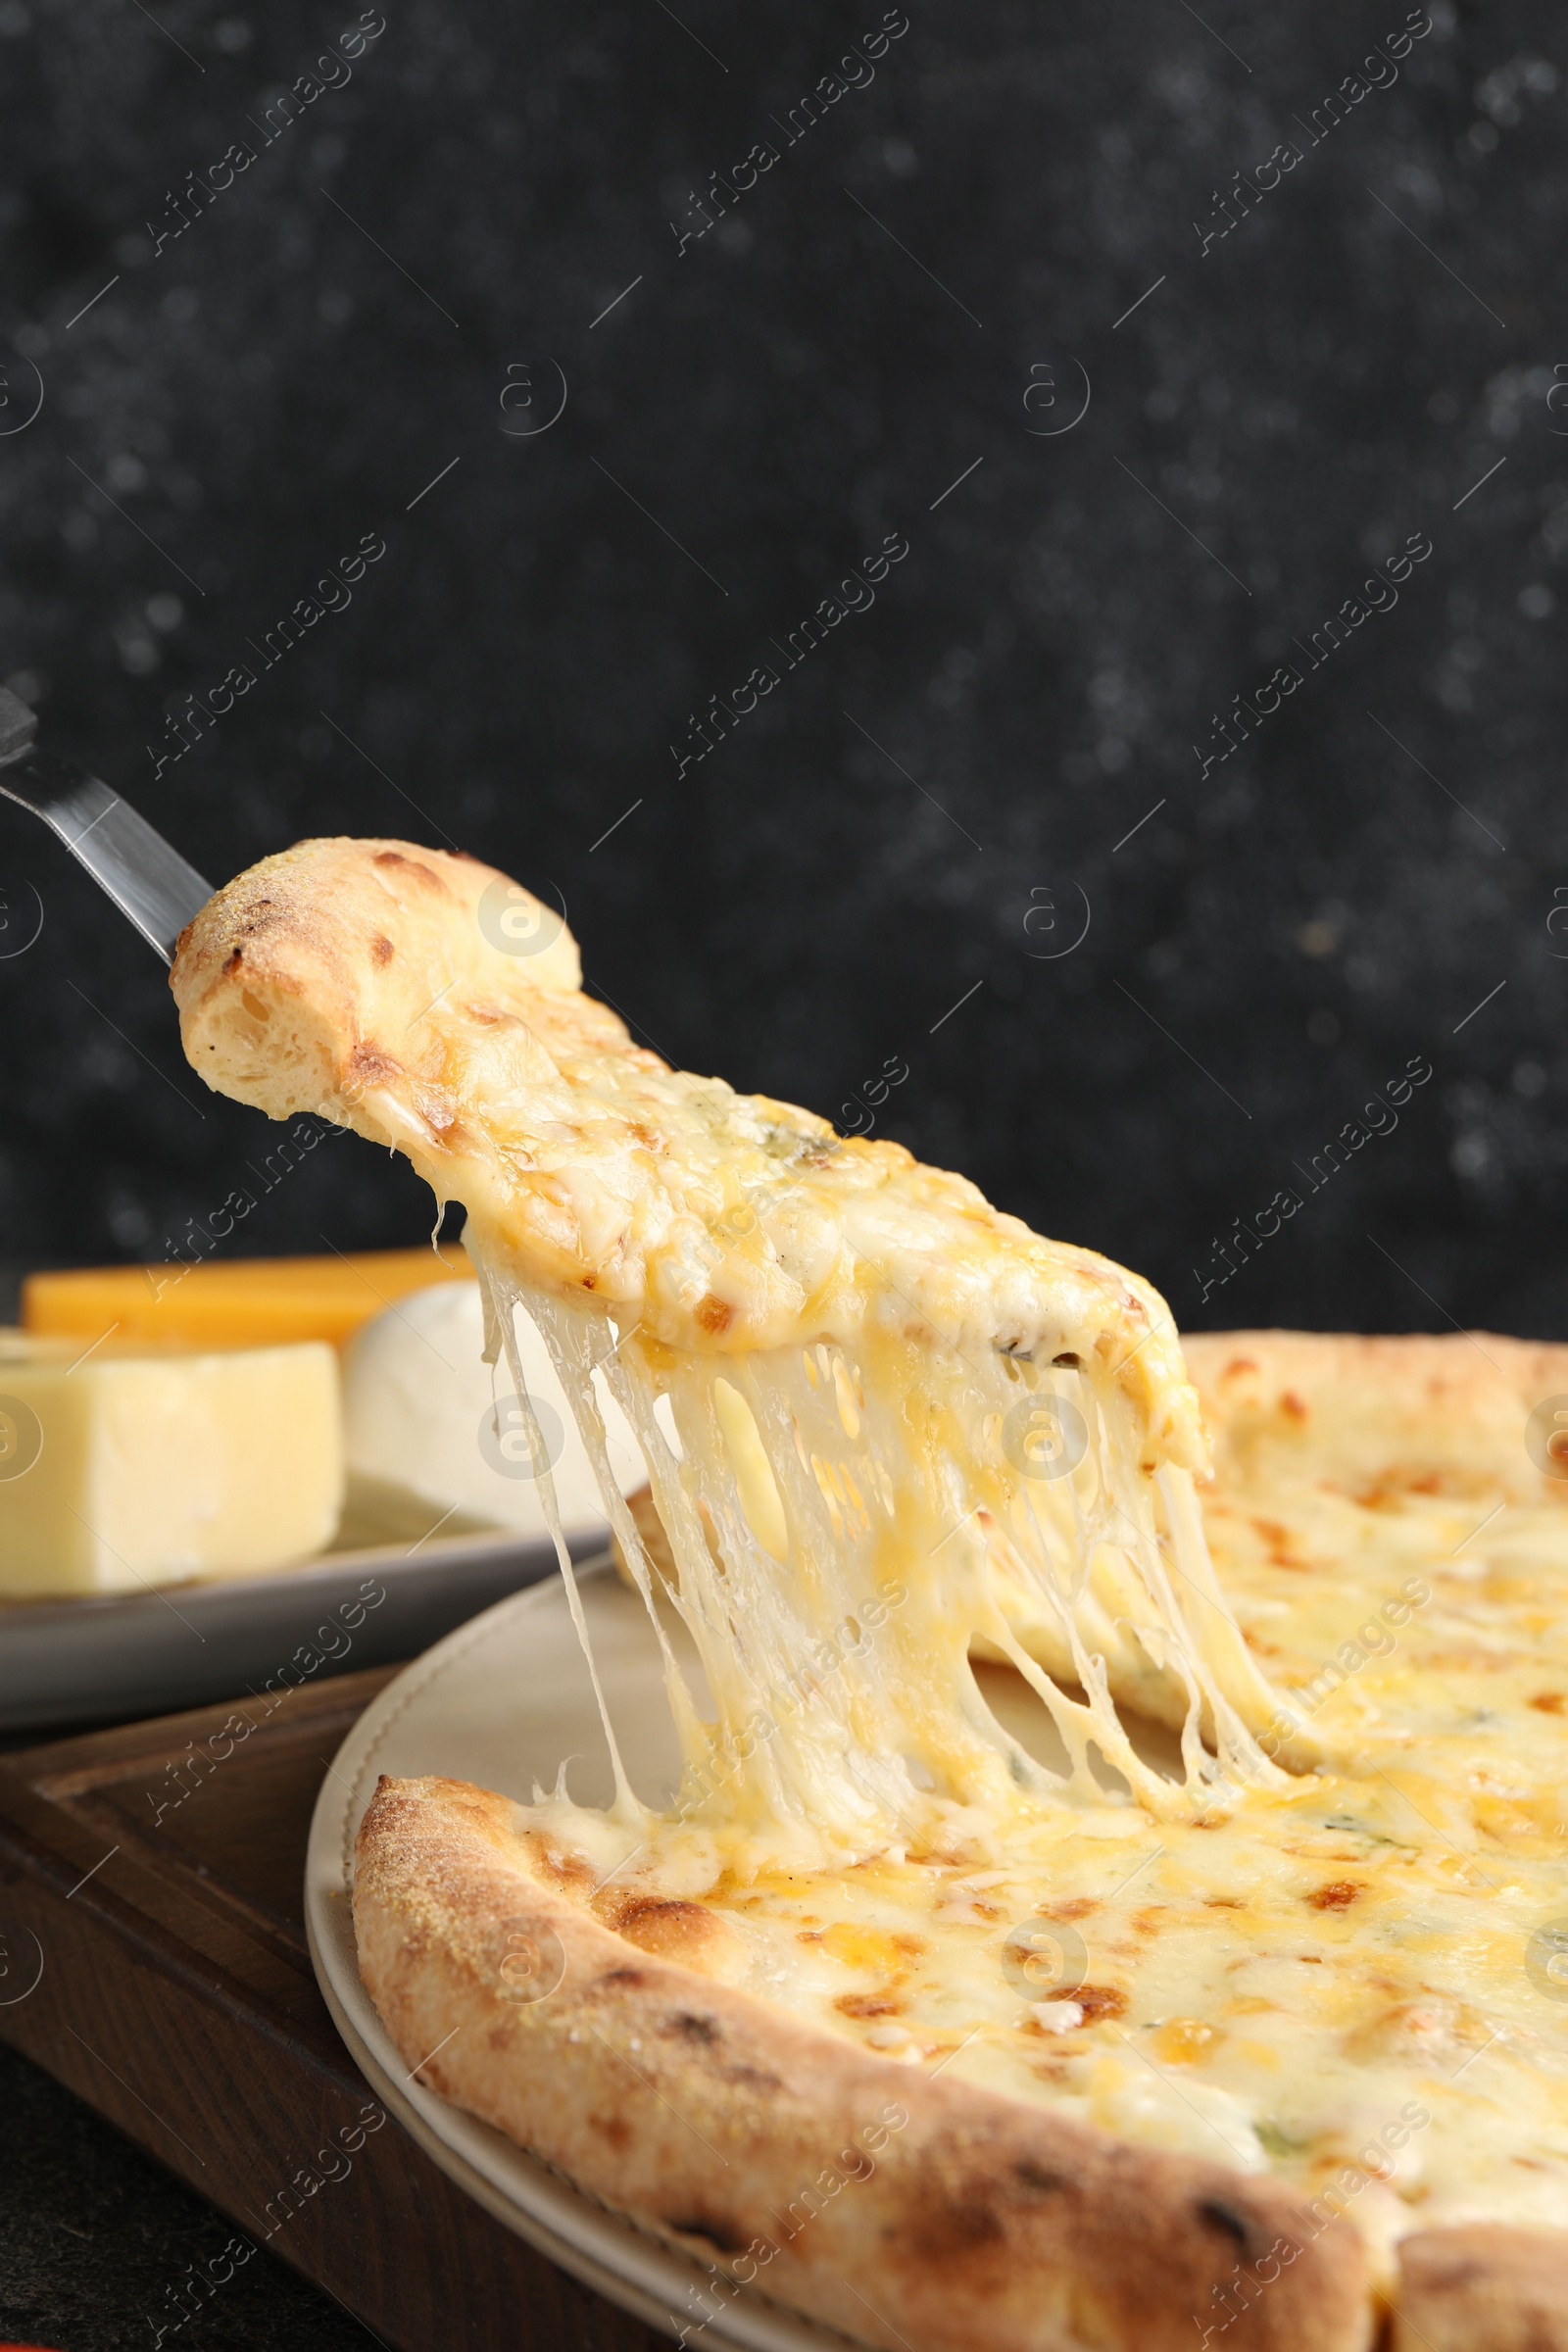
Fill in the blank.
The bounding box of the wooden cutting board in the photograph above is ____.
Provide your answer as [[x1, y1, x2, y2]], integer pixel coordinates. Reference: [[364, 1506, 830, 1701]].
[[0, 1665, 663, 2352]]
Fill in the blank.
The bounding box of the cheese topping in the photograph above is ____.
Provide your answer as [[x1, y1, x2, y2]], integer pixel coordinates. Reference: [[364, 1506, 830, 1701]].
[[173, 848, 1568, 2265], [467, 1175, 1568, 2264], [477, 1258, 1292, 1856], [516, 1391, 1568, 2268], [196, 848, 1288, 1838]]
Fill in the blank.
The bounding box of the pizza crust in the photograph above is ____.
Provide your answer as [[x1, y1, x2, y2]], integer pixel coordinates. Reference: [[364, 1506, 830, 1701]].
[[169, 834, 586, 1126], [1392, 2226, 1568, 2350], [354, 1772, 1372, 2352]]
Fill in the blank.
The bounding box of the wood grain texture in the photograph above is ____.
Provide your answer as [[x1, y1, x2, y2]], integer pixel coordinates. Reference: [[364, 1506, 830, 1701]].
[[0, 1666, 663, 2352]]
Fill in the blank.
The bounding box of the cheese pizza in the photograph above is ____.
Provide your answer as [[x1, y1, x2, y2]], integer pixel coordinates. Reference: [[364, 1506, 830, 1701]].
[[171, 839, 1568, 2351]]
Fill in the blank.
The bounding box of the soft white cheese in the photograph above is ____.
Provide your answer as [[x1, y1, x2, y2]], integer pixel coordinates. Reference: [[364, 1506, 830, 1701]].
[[341, 1277, 644, 1542]]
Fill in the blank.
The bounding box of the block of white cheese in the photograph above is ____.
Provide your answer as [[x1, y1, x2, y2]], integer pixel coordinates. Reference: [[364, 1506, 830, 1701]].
[[342, 1281, 645, 1541], [0, 1332, 344, 1598]]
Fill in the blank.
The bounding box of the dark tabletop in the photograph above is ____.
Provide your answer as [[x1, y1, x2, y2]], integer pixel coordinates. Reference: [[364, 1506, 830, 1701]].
[[0, 2042, 379, 2352]]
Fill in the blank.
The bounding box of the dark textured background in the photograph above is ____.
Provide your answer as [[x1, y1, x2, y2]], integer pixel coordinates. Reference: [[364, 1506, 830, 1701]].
[[3, 0, 1566, 1345], [1, 3, 1565, 2339]]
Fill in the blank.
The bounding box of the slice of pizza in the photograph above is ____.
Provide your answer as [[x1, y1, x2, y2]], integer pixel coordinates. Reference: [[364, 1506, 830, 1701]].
[[171, 835, 1289, 1832], [171, 839, 1568, 2351]]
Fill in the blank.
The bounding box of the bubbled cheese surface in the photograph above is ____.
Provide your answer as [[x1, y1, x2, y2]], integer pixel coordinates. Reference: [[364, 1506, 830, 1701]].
[[515, 1324, 1568, 2270]]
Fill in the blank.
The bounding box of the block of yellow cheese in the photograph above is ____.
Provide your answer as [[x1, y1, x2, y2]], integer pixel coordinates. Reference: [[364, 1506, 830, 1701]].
[[0, 1332, 344, 1597], [22, 1248, 465, 1352]]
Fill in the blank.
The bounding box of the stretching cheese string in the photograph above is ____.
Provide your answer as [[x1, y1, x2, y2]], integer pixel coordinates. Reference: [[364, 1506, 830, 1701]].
[[474, 1254, 1293, 1866]]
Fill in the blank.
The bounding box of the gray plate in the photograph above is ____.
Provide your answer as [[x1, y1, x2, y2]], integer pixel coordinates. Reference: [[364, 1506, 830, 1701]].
[[0, 1478, 606, 1733]]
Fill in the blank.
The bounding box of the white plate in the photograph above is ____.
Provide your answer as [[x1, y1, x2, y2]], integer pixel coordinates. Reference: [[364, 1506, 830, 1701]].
[[305, 1561, 861, 2352]]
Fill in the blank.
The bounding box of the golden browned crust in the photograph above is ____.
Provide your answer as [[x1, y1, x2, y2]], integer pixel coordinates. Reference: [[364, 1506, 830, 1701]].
[[355, 1773, 1372, 2352], [1182, 1329, 1568, 1502], [1392, 2226, 1568, 2350], [168, 834, 592, 1137]]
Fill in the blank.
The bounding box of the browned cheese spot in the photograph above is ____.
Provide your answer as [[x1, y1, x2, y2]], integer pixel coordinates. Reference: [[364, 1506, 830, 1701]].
[[1307, 1881, 1362, 1912], [612, 1895, 729, 1973], [1071, 1985, 1129, 2023], [1039, 1896, 1099, 1924]]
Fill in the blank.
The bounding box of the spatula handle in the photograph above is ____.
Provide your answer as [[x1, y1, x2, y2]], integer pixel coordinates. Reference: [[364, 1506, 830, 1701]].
[[0, 686, 213, 962]]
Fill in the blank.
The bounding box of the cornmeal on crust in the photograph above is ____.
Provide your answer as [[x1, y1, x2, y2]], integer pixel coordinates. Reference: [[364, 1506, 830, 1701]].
[[354, 1773, 1372, 2352]]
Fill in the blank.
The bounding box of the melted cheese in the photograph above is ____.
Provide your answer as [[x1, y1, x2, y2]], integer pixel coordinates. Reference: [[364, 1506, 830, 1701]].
[[176, 853, 1568, 2262], [420, 1007, 1208, 1452], [1205, 1470, 1568, 1790], [467, 1233, 1568, 2265], [475, 1257, 1292, 1862], [519, 1442, 1568, 2271]]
